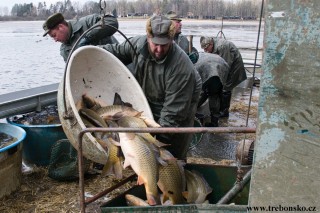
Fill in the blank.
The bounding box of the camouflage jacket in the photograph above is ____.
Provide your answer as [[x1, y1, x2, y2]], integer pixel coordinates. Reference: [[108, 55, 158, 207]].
[[212, 37, 247, 90], [60, 14, 118, 62]]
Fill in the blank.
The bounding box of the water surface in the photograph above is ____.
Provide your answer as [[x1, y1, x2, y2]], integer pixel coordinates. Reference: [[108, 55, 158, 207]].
[[0, 19, 263, 95]]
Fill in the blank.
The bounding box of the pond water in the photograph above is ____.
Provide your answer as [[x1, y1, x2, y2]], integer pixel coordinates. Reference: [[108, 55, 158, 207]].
[[0, 18, 263, 95]]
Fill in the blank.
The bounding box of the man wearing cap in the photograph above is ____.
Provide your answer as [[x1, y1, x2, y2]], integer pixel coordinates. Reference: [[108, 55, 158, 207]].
[[166, 11, 199, 64], [200, 36, 247, 118], [43, 13, 119, 62], [102, 15, 202, 160]]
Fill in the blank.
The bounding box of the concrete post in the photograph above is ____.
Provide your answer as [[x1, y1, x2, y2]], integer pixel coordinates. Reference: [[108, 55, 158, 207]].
[[249, 0, 320, 210]]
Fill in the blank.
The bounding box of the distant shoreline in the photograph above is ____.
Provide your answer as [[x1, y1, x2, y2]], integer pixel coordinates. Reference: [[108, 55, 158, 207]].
[[118, 17, 262, 24]]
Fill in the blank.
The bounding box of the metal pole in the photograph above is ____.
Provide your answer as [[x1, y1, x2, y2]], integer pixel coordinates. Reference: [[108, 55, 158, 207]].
[[217, 169, 252, 204], [78, 131, 86, 213], [80, 126, 255, 134]]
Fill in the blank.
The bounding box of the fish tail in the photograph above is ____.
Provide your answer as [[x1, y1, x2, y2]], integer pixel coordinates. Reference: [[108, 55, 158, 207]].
[[146, 194, 161, 206]]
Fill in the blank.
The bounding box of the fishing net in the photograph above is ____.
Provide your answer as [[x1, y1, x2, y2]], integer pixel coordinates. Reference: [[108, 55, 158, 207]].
[[48, 139, 91, 181], [189, 118, 204, 150]]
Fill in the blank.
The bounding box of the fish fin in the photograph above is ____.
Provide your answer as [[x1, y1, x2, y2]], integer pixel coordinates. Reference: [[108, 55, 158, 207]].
[[123, 102, 133, 107], [133, 111, 144, 117], [137, 176, 145, 185], [112, 111, 125, 120], [140, 116, 161, 127], [114, 161, 123, 179], [162, 193, 169, 203], [146, 194, 160, 206], [159, 148, 176, 161], [123, 158, 131, 169], [108, 137, 121, 146], [113, 92, 123, 105], [154, 139, 171, 148], [182, 191, 189, 200], [157, 157, 168, 166]]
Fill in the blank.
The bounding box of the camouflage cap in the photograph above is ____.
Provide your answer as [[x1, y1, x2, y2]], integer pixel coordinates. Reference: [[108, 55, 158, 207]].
[[42, 13, 64, 37], [166, 11, 182, 21], [200, 36, 213, 49], [149, 15, 173, 45]]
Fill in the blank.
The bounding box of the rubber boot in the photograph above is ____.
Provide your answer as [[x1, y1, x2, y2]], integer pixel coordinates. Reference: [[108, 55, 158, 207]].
[[205, 115, 219, 127], [220, 91, 232, 118]]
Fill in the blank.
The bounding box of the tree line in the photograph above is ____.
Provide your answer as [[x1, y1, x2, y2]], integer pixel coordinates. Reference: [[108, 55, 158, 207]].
[[0, 0, 262, 21]]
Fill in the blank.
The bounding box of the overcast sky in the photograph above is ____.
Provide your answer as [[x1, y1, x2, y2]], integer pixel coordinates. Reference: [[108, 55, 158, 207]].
[[0, 0, 89, 10]]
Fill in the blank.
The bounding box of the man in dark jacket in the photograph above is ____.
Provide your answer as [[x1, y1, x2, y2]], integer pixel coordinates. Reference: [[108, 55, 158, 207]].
[[200, 36, 247, 117], [195, 52, 230, 127], [103, 15, 202, 160], [167, 11, 199, 64], [42, 13, 119, 62]]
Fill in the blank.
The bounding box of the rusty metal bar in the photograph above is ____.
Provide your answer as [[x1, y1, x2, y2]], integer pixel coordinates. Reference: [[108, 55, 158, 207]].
[[80, 126, 256, 134], [78, 130, 86, 213], [85, 174, 137, 204], [78, 126, 256, 213]]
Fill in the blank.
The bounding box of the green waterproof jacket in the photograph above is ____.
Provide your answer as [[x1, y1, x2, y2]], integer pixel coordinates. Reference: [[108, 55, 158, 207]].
[[103, 35, 202, 159], [174, 34, 190, 53], [174, 33, 199, 63], [195, 52, 230, 87], [60, 14, 119, 62], [212, 38, 247, 90]]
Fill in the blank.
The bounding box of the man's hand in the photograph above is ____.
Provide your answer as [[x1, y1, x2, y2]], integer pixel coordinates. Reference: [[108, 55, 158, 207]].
[[188, 51, 199, 64]]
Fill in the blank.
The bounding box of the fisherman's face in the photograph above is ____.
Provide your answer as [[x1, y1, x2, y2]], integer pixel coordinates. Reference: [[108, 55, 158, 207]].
[[48, 24, 69, 43], [147, 37, 172, 60], [172, 20, 182, 34], [203, 43, 213, 53]]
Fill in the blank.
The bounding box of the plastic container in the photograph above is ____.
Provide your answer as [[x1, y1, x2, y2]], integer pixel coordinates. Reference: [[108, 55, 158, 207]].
[[6, 119, 66, 166], [0, 123, 26, 199], [57, 46, 153, 164]]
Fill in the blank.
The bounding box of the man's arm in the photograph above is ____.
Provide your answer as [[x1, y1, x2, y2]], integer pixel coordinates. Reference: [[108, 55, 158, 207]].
[[78, 14, 119, 46]]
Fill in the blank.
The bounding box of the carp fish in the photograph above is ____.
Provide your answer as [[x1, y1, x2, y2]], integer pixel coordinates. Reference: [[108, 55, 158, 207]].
[[184, 169, 213, 204], [125, 194, 150, 206], [119, 132, 161, 205], [157, 151, 187, 205]]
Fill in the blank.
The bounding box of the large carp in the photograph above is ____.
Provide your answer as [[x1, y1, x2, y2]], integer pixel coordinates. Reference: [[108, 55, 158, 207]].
[[79, 110, 123, 179], [119, 132, 161, 205], [157, 152, 187, 204], [184, 169, 213, 204]]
